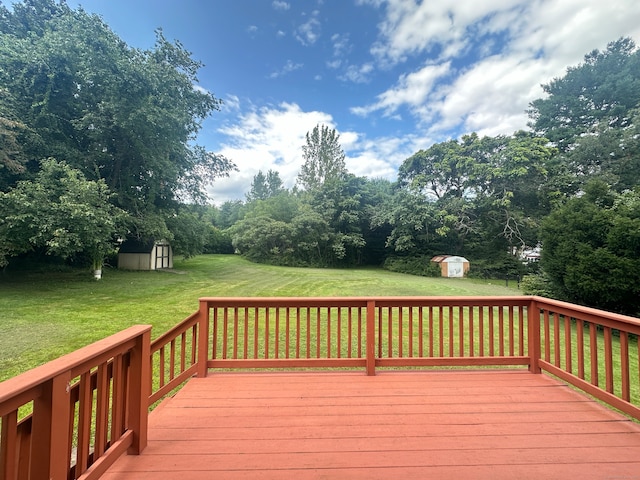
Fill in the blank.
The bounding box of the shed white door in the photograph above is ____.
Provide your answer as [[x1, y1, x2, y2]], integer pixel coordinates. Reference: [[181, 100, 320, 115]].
[[448, 261, 464, 277]]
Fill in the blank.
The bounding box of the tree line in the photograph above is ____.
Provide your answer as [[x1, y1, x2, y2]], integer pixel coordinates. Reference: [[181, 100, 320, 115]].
[[0, 1, 638, 314]]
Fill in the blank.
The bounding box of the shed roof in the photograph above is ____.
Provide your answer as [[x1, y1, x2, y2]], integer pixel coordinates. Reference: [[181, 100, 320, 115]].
[[430, 255, 469, 263], [118, 239, 157, 254]]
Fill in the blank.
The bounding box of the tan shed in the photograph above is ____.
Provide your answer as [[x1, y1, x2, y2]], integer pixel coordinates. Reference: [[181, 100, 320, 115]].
[[118, 239, 173, 271], [431, 255, 470, 278]]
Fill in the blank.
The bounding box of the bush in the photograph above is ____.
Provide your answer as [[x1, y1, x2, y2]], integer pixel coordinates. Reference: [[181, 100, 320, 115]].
[[466, 256, 523, 279], [383, 255, 441, 277], [520, 272, 558, 299]]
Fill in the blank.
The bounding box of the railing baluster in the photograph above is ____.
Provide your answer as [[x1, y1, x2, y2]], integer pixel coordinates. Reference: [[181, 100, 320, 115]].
[[577, 319, 585, 379], [458, 306, 464, 357], [254, 307, 259, 360], [604, 327, 614, 394], [499, 307, 505, 357], [589, 322, 599, 387], [508, 307, 515, 357], [428, 306, 434, 357], [620, 332, 630, 402], [233, 307, 239, 359], [468, 306, 474, 357], [94, 363, 109, 459], [222, 309, 229, 360], [448, 306, 454, 357], [543, 310, 550, 362], [439, 306, 444, 357], [564, 315, 572, 373], [479, 306, 485, 357], [327, 307, 332, 359], [169, 339, 176, 380], [275, 307, 280, 360], [489, 307, 495, 356], [553, 312, 560, 367], [518, 306, 525, 356]]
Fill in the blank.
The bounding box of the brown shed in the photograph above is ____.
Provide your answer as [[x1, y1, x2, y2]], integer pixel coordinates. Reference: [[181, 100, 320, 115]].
[[117, 239, 173, 271], [430, 255, 470, 278]]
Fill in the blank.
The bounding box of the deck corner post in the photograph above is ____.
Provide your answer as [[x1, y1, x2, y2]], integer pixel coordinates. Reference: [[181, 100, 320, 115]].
[[197, 299, 210, 378], [366, 300, 376, 376], [128, 327, 151, 455], [528, 297, 542, 374], [30, 371, 72, 479]]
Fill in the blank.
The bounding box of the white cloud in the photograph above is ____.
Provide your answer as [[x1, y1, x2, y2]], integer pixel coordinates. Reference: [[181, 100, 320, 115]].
[[209, 102, 335, 203], [295, 11, 321, 46], [354, 0, 640, 139], [272, 1, 290, 11], [268, 60, 304, 79]]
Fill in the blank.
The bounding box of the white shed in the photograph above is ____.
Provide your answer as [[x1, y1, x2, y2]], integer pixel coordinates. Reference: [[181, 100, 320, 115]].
[[117, 239, 173, 271], [430, 255, 470, 278]]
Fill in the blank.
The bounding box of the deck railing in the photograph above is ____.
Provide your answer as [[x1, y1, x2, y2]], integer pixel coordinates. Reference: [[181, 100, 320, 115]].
[[2, 296, 640, 479], [0, 325, 150, 480]]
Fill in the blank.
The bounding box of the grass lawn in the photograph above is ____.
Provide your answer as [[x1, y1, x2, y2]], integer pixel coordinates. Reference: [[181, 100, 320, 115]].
[[0, 254, 520, 381]]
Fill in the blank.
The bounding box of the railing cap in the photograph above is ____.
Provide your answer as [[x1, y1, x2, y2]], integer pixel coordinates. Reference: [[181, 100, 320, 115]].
[[0, 324, 152, 404]]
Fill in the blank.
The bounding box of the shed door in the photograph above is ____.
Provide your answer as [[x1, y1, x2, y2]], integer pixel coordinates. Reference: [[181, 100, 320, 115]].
[[448, 261, 464, 277], [155, 244, 170, 269]]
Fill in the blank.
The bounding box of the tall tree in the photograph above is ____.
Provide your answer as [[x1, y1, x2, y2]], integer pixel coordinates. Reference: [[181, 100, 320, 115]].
[[528, 37, 640, 152], [0, 0, 234, 239], [297, 124, 347, 191], [0, 158, 127, 270], [246, 169, 285, 202], [540, 181, 640, 314]]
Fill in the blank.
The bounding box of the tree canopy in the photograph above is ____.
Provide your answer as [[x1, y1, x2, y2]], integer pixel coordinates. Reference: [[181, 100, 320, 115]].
[[0, 0, 234, 238], [0, 0, 234, 269]]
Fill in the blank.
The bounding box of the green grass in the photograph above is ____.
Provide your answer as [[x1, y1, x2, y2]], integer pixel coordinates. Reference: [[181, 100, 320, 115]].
[[0, 254, 520, 381]]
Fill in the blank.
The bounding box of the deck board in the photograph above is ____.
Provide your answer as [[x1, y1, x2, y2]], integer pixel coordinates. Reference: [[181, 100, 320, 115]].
[[103, 371, 640, 479]]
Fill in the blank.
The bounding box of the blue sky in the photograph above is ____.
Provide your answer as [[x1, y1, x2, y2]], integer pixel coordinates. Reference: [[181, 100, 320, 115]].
[[14, 0, 640, 203]]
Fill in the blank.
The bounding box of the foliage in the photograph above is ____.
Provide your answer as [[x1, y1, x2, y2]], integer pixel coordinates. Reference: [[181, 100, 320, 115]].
[[165, 210, 209, 259], [297, 124, 347, 191], [520, 272, 557, 298], [0, 0, 235, 236], [529, 37, 640, 152], [540, 183, 640, 314], [246, 169, 285, 202], [203, 226, 233, 254], [383, 255, 441, 277], [0, 158, 127, 268]]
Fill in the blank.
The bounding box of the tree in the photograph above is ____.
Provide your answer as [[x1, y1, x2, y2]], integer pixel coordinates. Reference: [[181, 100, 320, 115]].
[[0, 158, 127, 272], [246, 169, 285, 202], [0, 0, 235, 238], [528, 37, 640, 152], [297, 124, 347, 191], [540, 181, 640, 314]]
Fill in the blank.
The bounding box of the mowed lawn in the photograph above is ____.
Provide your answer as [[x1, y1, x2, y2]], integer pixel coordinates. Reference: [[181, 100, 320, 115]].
[[0, 255, 519, 382]]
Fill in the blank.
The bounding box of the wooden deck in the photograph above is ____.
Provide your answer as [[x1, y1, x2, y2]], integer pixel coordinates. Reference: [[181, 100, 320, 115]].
[[103, 370, 640, 479]]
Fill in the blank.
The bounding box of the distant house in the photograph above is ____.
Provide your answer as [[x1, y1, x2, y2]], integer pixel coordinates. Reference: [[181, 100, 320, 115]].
[[117, 239, 173, 271], [430, 255, 470, 278]]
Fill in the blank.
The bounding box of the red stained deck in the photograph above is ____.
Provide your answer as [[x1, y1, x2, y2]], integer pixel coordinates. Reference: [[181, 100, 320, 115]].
[[103, 370, 640, 480]]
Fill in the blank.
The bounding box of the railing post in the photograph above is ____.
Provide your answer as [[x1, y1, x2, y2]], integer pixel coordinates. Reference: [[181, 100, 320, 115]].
[[528, 298, 541, 374], [127, 327, 151, 454], [29, 371, 72, 479], [197, 299, 210, 378], [366, 300, 376, 376]]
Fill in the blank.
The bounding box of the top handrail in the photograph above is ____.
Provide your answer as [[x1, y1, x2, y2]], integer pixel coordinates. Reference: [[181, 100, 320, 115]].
[[0, 324, 150, 411]]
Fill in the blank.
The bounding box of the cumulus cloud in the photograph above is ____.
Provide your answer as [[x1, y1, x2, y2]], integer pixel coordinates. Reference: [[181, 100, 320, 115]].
[[354, 0, 640, 138], [268, 60, 304, 79], [272, 1, 290, 11], [209, 102, 335, 203], [295, 11, 321, 46]]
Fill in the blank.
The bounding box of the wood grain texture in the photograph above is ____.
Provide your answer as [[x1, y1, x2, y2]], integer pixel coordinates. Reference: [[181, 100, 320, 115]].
[[104, 371, 640, 479]]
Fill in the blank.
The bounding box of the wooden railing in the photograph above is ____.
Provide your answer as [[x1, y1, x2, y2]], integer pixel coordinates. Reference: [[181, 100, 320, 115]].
[[2, 296, 639, 479], [533, 297, 640, 421], [0, 325, 150, 480]]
